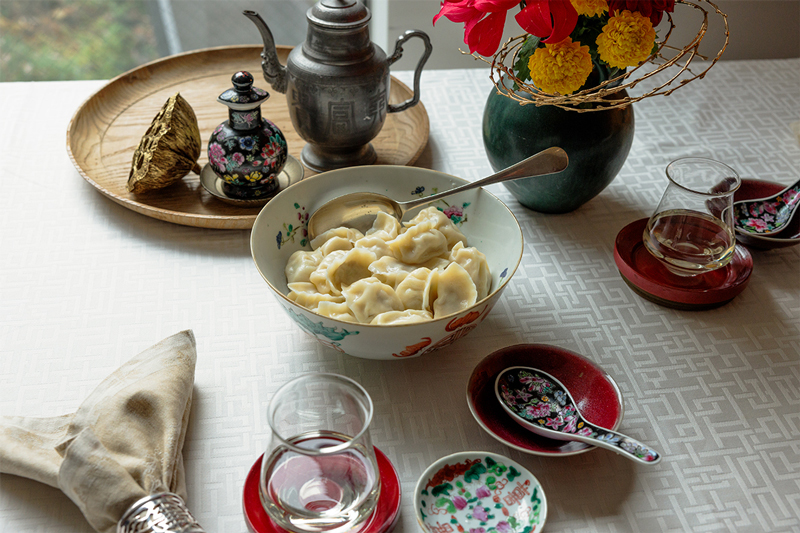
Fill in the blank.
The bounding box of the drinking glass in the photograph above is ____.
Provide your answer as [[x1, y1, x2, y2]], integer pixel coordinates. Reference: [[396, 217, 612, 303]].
[[260, 373, 380, 533], [644, 157, 741, 276]]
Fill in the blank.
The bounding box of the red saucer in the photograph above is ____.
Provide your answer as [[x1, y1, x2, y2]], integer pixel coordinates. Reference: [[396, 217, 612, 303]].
[[243, 447, 401, 533], [467, 344, 624, 456], [614, 218, 753, 310]]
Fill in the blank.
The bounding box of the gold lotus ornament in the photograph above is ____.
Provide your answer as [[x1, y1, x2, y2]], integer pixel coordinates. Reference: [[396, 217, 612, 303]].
[[127, 93, 202, 193]]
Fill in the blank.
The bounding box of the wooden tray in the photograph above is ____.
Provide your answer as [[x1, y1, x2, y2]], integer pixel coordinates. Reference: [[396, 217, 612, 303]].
[[67, 45, 430, 230]]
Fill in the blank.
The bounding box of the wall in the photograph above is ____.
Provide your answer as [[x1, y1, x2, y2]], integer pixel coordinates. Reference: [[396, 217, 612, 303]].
[[384, 0, 800, 70]]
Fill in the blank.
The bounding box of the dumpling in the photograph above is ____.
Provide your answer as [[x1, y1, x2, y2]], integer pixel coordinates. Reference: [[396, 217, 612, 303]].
[[368, 256, 418, 288], [342, 277, 403, 323], [371, 309, 433, 325], [432, 263, 477, 318], [310, 227, 364, 250], [316, 301, 359, 323], [406, 206, 467, 249], [365, 212, 401, 240], [285, 250, 323, 284], [388, 224, 448, 264], [449, 241, 491, 300], [420, 256, 451, 271], [396, 267, 438, 312], [354, 235, 393, 259], [318, 236, 353, 256], [287, 282, 345, 309], [311, 248, 377, 296], [309, 250, 347, 295]]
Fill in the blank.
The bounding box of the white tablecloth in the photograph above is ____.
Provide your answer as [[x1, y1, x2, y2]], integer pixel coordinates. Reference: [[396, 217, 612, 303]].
[[1, 58, 798, 532]]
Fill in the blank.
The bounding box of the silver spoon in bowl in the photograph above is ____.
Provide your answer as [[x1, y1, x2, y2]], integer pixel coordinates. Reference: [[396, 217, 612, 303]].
[[495, 366, 662, 465], [306, 147, 568, 241], [732, 177, 800, 236]]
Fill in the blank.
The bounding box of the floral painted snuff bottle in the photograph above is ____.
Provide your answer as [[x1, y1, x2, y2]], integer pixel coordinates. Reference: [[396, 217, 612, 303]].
[[208, 71, 287, 198]]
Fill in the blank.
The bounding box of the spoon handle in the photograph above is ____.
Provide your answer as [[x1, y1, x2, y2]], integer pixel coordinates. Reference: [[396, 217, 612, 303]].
[[399, 147, 569, 212], [578, 420, 661, 465]]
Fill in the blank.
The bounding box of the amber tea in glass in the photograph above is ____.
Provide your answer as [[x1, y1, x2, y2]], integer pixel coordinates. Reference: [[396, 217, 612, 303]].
[[644, 158, 740, 276]]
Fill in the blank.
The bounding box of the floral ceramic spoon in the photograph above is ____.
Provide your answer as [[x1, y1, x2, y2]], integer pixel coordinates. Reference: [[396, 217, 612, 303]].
[[732, 178, 800, 235], [495, 366, 662, 465]]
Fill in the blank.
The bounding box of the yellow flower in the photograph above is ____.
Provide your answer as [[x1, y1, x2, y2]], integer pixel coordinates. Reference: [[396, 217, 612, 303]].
[[244, 171, 263, 183], [570, 0, 608, 17], [528, 37, 593, 95], [597, 9, 656, 69]]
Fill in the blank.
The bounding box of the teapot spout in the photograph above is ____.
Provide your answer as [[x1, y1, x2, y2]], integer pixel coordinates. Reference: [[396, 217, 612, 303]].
[[243, 10, 288, 94]]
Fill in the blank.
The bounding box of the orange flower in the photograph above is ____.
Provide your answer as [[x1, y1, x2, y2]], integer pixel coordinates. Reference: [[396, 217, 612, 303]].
[[570, 0, 608, 17], [597, 9, 656, 68], [528, 37, 593, 95]]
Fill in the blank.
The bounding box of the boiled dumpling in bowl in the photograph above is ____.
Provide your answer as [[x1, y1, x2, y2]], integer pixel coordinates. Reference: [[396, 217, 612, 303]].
[[287, 282, 345, 308], [368, 256, 418, 288], [342, 277, 404, 323], [366, 211, 402, 240], [371, 309, 433, 325], [433, 263, 477, 318], [395, 267, 438, 312], [285, 249, 323, 284], [407, 206, 467, 249], [284, 207, 491, 324], [449, 242, 491, 300], [389, 224, 448, 264]]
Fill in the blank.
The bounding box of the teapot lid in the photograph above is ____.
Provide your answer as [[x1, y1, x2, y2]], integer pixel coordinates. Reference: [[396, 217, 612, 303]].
[[217, 71, 269, 111], [308, 0, 369, 29]]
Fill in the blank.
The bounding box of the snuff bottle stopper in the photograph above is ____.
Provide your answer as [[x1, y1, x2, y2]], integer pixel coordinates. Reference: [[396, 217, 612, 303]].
[[207, 71, 287, 199]]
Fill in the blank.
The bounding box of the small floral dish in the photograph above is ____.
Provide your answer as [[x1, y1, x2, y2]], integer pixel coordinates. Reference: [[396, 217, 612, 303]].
[[250, 165, 523, 360], [200, 155, 304, 207], [414, 451, 547, 533], [733, 178, 800, 250], [467, 344, 624, 457]]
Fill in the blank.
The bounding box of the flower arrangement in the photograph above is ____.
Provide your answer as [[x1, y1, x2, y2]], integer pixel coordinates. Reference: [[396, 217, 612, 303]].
[[434, 0, 729, 110]]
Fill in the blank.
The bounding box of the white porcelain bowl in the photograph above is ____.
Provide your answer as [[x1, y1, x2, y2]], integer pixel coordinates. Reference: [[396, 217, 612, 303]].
[[250, 165, 523, 360]]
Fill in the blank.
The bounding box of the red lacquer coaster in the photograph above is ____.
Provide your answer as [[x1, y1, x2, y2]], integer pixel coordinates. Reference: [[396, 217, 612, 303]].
[[734, 178, 800, 250], [614, 218, 754, 310], [467, 344, 624, 456], [243, 447, 401, 533]]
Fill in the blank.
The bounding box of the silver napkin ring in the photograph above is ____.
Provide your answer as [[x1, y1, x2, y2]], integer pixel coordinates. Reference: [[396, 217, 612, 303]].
[[118, 492, 206, 533]]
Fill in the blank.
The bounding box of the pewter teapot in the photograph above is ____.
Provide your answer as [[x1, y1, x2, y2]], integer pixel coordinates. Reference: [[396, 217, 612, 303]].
[[244, 0, 431, 172]]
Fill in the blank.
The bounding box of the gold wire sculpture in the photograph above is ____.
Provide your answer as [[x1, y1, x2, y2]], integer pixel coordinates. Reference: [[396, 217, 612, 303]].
[[479, 0, 730, 112]]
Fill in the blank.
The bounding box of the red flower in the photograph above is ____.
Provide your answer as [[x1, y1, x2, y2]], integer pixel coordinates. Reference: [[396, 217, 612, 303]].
[[607, 0, 675, 26], [515, 0, 578, 44], [434, 0, 520, 56]]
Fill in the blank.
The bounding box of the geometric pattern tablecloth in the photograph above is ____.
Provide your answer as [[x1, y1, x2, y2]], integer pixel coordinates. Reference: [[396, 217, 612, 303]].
[[1, 58, 798, 532]]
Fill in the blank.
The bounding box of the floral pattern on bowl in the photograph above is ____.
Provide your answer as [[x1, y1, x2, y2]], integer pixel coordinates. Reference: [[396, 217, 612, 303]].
[[250, 165, 524, 360], [415, 452, 547, 533]]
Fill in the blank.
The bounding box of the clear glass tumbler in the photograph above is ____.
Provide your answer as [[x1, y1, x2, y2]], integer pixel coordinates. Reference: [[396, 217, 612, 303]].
[[260, 373, 380, 533], [644, 157, 741, 276]]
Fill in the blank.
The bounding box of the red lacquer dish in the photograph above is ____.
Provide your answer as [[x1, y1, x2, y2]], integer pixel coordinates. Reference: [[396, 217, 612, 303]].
[[614, 218, 754, 310], [243, 447, 401, 533], [467, 344, 624, 456]]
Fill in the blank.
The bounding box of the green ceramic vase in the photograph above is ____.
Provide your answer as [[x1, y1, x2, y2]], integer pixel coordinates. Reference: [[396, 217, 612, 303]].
[[482, 77, 635, 213]]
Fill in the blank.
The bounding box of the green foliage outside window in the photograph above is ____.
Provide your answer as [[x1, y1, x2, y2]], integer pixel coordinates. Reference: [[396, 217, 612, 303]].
[[0, 0, 160, 81]]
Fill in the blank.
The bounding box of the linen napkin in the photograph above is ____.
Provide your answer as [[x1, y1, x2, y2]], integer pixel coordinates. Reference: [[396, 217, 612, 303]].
[[0, 330, 197, 533]]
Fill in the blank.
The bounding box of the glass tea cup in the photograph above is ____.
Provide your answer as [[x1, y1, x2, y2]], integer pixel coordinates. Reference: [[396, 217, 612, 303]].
[[260, 373, 380, 533], [643, 157, 741, 276]]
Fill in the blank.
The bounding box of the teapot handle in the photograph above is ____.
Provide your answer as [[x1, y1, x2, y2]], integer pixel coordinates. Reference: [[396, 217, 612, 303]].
[[387, 30, 432, 114]]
